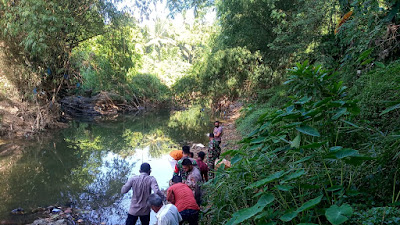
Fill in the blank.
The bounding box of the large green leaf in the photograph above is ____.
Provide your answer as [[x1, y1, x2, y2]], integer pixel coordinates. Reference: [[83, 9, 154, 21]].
[[331, 108, 347, 120], [380, 103, 400, 115], [246, 171, 286, 189], [280, 211, 298, 222], [296, 126, 320, 137], [325, 149, 359, 159], [226, 194, 275, 225], [325, 204, 353, 225], [290, 134, 301, 148], [281, 169, 306, 183], [296, 195, 323, 213], [275, 185, 294, 192]]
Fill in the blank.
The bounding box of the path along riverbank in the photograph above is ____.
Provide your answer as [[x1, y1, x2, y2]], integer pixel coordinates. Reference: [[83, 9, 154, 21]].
[[190, 101, 243, 158]]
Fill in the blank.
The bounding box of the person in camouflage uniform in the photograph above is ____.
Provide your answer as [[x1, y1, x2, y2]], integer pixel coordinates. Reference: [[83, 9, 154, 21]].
[[173, 146, 198, 181], [207, 133, 221, 179]]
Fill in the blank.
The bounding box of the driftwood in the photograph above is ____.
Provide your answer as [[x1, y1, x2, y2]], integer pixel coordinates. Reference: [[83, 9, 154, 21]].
[[60, 91, 138, 118]]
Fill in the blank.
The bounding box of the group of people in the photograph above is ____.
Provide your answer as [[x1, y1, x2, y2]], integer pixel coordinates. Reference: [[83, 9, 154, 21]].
[[121, 121, 223, 225]]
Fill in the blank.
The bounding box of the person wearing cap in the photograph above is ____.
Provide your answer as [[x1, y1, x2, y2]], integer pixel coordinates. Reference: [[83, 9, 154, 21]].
[[168, 149, 183, 170], [121, 163, 165, 225], [167, 176, 200, 225]]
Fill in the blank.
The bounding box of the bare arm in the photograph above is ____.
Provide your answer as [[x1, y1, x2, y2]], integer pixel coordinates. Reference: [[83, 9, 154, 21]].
[[167, 188, 175, 204], [215, 127, 222, 138], [151, 177, 165, 200]]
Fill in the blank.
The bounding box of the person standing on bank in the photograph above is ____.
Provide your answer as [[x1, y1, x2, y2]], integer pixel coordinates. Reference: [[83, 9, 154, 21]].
[[208, 133, 221, 180], [196, 151, 208, 182], [121, 163, 165, 225], [148, 193, 182, 225], [213, 121, 223, 146]]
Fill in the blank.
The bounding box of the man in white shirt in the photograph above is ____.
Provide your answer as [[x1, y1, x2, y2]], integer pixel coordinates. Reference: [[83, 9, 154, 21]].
[[147, 194, 182, 225]]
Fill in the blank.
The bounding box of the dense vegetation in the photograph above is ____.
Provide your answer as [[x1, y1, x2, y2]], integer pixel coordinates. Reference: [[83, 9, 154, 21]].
[[1, 0, 400, 224], [191, 0, 400, 224]]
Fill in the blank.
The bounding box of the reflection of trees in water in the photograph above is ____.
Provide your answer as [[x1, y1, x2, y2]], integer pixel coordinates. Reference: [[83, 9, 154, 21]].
[[167, 106, 211, 145], [0, 108, 212, 221], [0, 138, 89, 221], [77, 157, 134, 213], [123, 128, 175, 158], [64, 108, 211, 159]]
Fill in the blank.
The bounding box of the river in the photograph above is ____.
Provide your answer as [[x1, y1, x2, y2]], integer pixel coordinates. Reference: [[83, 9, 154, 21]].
[[0, 107, 212, 224]]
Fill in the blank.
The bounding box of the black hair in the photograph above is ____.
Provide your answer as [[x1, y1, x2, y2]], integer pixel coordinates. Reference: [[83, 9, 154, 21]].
[[140, 163, 151, 173], [209, 133, 214, 138], [215, 121, 220, 124], [182, 145, 190, 154], [190, 152, 194, 158], [182, 158, 192, 166], [172, 175, 182, 183], [198, 151, 205, 160]]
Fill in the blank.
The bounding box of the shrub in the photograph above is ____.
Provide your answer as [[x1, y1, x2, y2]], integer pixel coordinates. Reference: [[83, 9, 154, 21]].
[[349, 60, 400, 133], [204, 61, 367, 224], [129, 74, 170, 104]]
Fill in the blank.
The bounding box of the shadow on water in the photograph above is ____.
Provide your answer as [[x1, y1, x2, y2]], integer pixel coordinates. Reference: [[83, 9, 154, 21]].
[[0, 106, 212, 224]]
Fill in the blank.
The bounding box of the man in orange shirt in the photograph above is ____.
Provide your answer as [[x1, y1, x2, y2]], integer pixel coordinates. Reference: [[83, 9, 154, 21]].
[[167, 176, 200, 225]]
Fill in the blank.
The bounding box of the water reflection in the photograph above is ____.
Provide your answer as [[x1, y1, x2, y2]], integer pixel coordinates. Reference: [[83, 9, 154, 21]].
[[0, 107, 211, 224]]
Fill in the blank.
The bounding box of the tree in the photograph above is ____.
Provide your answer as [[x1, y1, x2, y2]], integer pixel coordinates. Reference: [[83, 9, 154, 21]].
[[0, 0, 127, 99]]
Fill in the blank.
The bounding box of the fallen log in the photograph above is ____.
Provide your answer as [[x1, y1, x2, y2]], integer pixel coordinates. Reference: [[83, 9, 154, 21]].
[[60, 91, 137, 118]]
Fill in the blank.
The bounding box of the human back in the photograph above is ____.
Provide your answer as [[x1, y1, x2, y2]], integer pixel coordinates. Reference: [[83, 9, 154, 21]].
[[129, 175, 159, 214], [168, 182, 200, 212]]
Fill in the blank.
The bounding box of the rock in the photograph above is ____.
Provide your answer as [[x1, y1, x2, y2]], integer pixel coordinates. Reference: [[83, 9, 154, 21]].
[[215, 158, 231, 169], [54, 219, 67, 225], [64, 208, 72, 214], [52, 208, 62, 213], [30, 218, 50, 225], [11, 208, 24, 214], [32, 207, 46, 213]]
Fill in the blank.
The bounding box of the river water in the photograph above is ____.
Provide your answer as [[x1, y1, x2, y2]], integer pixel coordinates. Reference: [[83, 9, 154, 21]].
[[0, 107, 212, 224]]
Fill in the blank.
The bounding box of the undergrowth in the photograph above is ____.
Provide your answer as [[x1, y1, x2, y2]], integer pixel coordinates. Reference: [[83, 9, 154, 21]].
[[204, 61, 400, 225]]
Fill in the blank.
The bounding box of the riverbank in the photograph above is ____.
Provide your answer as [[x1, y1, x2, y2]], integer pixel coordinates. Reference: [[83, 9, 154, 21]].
[[188, 101, 243, 158]]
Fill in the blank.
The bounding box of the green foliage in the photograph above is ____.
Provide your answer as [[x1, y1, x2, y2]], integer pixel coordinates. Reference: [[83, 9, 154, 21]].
[[236, 104, 276, 136], [204, 62, 368, 224], [140, 16, 215, 87], [349, 60, 400, 133], [325, 204, 353, 225], [351, 207, 400, 225], [215, 0, 338, 68], [197, 47, 275, 102], [172, 74, 200, 103], [0, 0, 125, 97], [129, 74, 170, 103]]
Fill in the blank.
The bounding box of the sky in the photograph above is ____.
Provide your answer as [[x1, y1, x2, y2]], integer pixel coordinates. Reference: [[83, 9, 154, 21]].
[[117, 0, 216, 28]]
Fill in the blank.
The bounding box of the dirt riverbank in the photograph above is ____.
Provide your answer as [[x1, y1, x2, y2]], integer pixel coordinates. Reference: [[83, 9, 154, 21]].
[[190, 101, 243, 158]]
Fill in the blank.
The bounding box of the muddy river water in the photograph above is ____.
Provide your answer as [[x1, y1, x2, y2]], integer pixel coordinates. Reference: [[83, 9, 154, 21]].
[[0, 107, 212, 224]]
